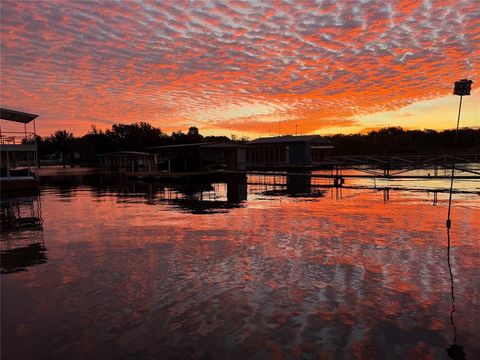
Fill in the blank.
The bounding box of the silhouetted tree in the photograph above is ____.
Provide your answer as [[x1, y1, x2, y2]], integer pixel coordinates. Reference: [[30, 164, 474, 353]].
[[74, 125, 117, 163], [204, 135, 231, 143], [186, 126, 203, 143], [49, 130, 75, 167], [187, 126, 199, 136], [107, 122, 165, 150], [171, 130, 188, 144]]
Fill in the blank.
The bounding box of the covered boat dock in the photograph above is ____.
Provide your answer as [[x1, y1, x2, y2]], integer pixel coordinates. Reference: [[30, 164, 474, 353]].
[[0, 108, 40, 191]]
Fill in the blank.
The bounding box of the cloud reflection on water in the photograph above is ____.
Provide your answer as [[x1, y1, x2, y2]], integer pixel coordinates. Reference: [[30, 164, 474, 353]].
[[1, 176, 479, 359]]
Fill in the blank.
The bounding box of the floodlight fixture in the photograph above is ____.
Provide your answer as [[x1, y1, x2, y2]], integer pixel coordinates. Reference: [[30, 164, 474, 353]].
[[453, 79, 473, 96]]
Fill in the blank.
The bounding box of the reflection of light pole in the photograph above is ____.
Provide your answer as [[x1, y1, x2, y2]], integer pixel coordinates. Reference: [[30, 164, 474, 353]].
[[446, 79, 473, 229]]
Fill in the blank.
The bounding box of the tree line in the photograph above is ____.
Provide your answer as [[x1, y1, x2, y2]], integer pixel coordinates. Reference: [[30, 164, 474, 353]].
[[34, 122, 479, 166], [325, 127, 480, 155], [35, 123, 247, 166]]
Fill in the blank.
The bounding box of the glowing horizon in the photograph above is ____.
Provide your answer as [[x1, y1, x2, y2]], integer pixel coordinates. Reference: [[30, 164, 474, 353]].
[[1, 0, 478, 137]]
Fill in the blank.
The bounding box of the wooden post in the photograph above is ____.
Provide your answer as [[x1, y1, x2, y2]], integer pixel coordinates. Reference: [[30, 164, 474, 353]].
[[34, 149, 38, 178], [6, 150, 10, 178]]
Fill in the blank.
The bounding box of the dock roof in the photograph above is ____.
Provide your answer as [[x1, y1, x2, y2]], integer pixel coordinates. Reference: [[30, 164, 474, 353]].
[[147, 142, 245, 151], [248, 135, 330, 145], [97, 151, 150, 156], [0, 108, 39, 124]]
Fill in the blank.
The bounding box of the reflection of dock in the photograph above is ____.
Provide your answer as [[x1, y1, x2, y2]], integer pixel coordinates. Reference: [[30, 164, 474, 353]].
[[1, 195, 43, 231], [113, 175, 249, 214], [247, 171, 479, 180], [126, 169, 228, 179], [246, 172, 479, 197], [1, 195, 46, 274], [1, 243, 47, 274], [92, 169, 477, 211]]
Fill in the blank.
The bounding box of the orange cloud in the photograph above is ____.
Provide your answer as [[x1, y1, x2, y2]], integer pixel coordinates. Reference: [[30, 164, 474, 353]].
[[0, 0, 478, 136]]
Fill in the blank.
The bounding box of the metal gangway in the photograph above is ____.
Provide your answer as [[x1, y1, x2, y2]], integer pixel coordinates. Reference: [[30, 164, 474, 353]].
[[317, 153, 480, 177]]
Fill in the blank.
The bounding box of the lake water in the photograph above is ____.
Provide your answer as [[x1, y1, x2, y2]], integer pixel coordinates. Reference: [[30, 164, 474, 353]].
[[1, 171, 479, 359]]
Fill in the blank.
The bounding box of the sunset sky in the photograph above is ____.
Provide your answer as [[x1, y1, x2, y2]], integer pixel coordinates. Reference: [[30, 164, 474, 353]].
[[1, 0, 478, 137]]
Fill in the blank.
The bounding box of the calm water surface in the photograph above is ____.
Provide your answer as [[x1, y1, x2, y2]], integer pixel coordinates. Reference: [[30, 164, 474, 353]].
[[1, 173, 479, 359]]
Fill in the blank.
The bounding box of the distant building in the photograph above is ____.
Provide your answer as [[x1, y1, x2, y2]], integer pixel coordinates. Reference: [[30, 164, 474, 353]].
[[97, 137, 332, 173], [97, 151, 153, 173], [246, 135, 333, 168], [98, 143, 246, 173], [148, 142, 246, 172]]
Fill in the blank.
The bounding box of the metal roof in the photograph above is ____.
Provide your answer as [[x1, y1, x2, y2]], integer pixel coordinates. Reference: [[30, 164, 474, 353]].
[[248, 135, 330, 145], [0, 108, 39, 124], [148, 142, 244, 150], [148, 142, 205, 150], [97, 151, 150, 156], [201, 142, 245, 149]]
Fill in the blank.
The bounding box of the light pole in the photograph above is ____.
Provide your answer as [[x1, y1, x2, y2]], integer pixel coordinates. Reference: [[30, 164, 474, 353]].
[[446, 79, 473, 229]]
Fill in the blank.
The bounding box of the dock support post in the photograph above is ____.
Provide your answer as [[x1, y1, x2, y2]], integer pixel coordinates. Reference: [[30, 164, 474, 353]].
[[383, 164, 390, 177], [6, 150, 10, 178], [333, 176, 344, 187]]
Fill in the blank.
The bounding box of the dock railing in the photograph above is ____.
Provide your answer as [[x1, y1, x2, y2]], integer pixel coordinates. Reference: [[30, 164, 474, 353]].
[[0, 131, 37, 145]]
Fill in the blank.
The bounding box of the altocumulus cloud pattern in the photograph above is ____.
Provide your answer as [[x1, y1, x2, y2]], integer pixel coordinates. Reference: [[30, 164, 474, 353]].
[[1, 0, 478, 134]]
